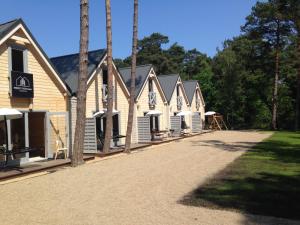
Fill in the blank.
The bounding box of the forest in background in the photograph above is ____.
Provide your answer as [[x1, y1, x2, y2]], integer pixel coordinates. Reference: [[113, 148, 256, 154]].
[[115, 0, 299, 130]]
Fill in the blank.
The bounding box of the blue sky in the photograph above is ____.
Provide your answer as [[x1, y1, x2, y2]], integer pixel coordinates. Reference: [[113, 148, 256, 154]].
[[0, 0, 258, 59]]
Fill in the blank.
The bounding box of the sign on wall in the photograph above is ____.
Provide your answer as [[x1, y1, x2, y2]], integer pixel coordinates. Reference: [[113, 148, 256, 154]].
[[11, 71, 34, 98]]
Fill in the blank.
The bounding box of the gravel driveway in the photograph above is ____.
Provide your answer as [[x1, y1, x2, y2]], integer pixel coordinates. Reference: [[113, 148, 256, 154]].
[[1, 131, 297, 225]]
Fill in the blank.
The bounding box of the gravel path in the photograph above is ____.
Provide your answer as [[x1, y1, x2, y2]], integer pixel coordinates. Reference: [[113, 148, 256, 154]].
[[0, 131, 297, 225]]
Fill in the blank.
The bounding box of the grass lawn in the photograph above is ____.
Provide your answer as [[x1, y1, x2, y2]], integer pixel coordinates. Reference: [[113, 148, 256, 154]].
[[180, 131, 300, 220]]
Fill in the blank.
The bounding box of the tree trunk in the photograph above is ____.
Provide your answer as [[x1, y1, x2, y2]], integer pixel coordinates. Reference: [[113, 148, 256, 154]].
[[103, 0, 114, 153], [272, 29, 280, 130], [296, 30, 300, 130], [125, 0, 139, 153], [72, 0, 89, 166]]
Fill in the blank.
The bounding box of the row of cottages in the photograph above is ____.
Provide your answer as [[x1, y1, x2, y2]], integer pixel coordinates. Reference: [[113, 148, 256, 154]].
[[118, 65, 205, 143], [157, 74, 191, 135], [119, 65, 168, 143], [0, 18, 205, 165]]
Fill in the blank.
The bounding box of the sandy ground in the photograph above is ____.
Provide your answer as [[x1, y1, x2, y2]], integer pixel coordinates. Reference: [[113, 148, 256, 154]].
[[0, 131, 298, 225]]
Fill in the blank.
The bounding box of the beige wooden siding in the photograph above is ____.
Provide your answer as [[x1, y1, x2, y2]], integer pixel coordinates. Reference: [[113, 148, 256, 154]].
[[0, 40, 66, 112], [116, 79, 129, 144], [131, 77, 167, 143], [135, 78, 167, 132], [168, 84, 189, 115], [191, 89, 205, 122], [75, 66, 129, 145], [49, 115, 67, 153], [0, 31, 68, 157]]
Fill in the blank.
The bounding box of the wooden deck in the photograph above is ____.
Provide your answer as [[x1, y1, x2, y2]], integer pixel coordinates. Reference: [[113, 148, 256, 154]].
[[91, 143, 152, 157], [0, 155, 94, 181]]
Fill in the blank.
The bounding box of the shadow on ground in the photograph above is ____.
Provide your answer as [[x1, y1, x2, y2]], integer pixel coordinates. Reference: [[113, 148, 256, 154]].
[[190, 139, 260, 152], [179, 132, 300, 223]]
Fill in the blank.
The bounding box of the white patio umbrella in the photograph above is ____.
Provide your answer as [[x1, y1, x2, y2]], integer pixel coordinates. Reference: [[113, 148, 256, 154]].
[[146, 110, 162, 116], [205, 111, 216, 116], [0, 108, 23, 150], [93, 109, 119, 118], [176, 111, 192, 116]]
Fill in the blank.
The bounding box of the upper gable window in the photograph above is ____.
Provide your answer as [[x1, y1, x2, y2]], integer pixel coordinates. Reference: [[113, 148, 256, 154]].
[[176, 84, 180, 97], [102, 69, 108, 85], [148, 79, 153, 92], [11, 48, 24, 72]]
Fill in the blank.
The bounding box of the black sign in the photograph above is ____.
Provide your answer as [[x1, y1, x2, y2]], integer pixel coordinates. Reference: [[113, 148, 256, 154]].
[[11, 71, 34, 98]]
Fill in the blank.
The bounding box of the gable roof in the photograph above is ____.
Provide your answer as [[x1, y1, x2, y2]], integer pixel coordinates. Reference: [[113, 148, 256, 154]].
[[183, 80, 205, 106], [119, 64, 152, 100], [51, 49, 106, 95], [183, 80, 198, 104], [0, 19, 19, 40], [157, 74, 180, 103], [0, 18, 69, 95]]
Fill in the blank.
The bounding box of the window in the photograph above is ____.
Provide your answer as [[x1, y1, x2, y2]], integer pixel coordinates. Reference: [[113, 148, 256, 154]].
[[11, 48, 24, 72], [102, 69, 108, 85], [148, 79, 153, 92], [176, 85, 180, 97]]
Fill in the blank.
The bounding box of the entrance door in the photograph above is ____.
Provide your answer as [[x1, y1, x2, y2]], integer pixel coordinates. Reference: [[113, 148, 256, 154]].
[[149, 115, 159, 132], [28, 112, 46, 158]]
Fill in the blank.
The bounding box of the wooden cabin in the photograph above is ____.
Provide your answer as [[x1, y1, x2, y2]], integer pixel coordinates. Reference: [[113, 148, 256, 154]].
[[183, 80, 205, 132], [51, 50, 129, 153], [119, 65, 167, 143], [158, 74, 190, 135], [0, 19, 70, 164]]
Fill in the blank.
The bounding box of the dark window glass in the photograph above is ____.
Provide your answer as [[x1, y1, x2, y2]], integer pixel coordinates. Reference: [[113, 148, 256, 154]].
[[0, 121, 6, 147], [154, 116, 159, 130], [149, 79, 153, 92], [150, 115, 153, 131], [176, 85, 180, 97], [12, 49, 24, 72], [103, 70, 108, 85], [112, 114, 119, 136]]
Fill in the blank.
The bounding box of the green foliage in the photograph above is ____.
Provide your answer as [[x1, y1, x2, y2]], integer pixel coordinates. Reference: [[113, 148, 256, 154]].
[[116, 0, 298, 130]]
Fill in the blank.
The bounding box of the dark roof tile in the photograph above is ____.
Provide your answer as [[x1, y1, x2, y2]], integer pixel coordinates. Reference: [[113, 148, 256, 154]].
[[157, 74, 179, 103], [118, 64, 152, 99], [183, 80, 198, 104], [0, 19, 20, 40], [50, 49, 106, 95]]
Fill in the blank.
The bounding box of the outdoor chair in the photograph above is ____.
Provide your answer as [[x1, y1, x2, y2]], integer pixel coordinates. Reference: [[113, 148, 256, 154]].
[[55, 140, 67, 160]]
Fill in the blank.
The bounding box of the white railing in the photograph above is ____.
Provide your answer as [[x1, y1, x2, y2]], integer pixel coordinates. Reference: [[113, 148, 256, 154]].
[[177, 96, 183, 110], [102, 84, 108, 102], [148, 91, 157, 106], [102, 84, 114, 102]]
